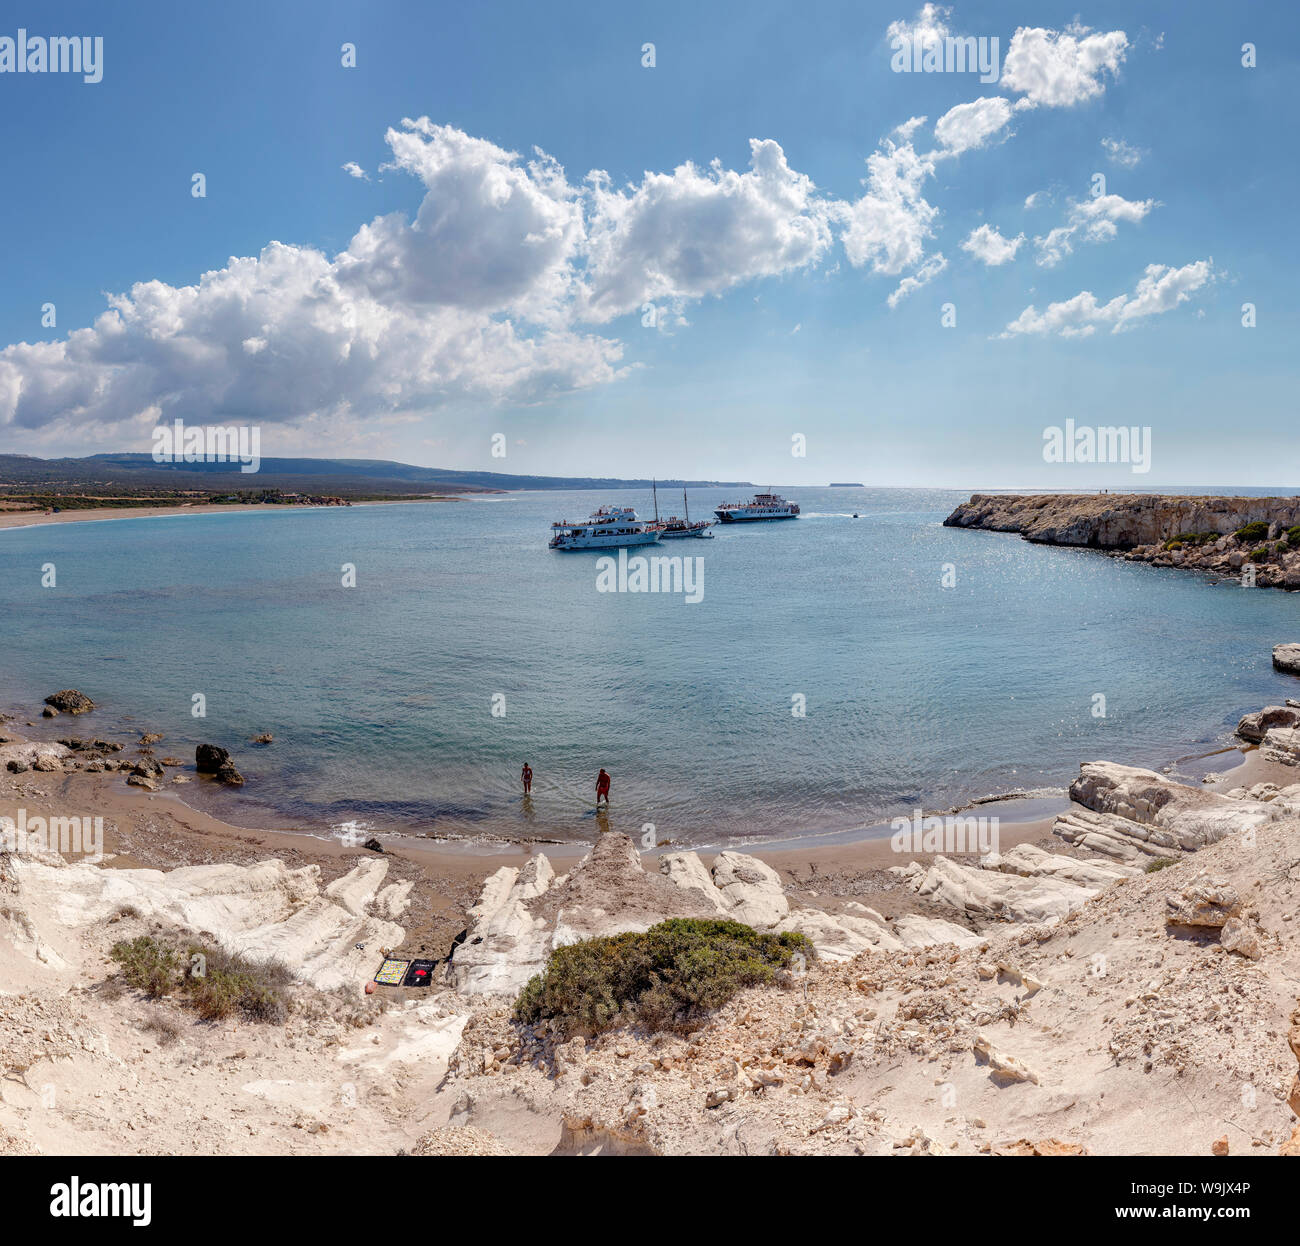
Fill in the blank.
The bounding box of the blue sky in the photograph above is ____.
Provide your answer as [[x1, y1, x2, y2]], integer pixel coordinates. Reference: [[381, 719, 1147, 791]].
[[0, 1, 1295, 487]]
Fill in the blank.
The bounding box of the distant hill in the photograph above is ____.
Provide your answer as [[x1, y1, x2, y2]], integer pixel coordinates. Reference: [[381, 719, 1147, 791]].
[[0, 453, 750, 496]]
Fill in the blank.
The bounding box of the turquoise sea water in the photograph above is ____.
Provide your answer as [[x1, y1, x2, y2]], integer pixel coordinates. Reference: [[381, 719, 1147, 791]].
[[2, 487, 1298, 848]]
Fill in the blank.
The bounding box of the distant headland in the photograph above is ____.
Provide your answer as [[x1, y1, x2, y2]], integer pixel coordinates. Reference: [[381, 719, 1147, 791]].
[[0, 452, 752, 516]]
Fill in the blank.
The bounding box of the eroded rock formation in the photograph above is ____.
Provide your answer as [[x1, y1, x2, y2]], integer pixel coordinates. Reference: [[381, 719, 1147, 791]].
[[449, 834, 983, 996], [944, 494, 1300, 587]]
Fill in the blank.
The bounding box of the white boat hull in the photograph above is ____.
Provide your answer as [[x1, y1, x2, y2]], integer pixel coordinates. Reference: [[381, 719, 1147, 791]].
[[550, 530, 662, 550]]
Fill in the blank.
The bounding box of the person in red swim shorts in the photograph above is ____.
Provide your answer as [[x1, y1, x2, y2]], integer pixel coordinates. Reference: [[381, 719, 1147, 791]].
[[595, 768, 611, 806], [521, 762, 533, 795]]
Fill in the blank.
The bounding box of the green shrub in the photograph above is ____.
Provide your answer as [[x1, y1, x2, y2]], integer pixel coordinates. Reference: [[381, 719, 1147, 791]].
[[181, 943, 291, 1023], [1287, 525, 1300, 544], [1234, 521, 1270, 543], [1144, 857, 1180, 873], [110, 936, 183, 998], [514, 918, 812, 1039], [1164, 540, 1184, 552], [109, 935, 290, 1024], [1166, 531, 1219, 548], [1249, 546, 1271, 563]]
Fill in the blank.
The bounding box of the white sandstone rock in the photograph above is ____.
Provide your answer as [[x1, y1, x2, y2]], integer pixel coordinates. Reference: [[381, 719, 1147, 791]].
[[1236, 705, 1300, 743], [1262, 726, 1300, 766], [893, 914, 986, 950], [773, 908, 903, 960], [981, 841, 1139, 885], [711, 851, 790, 927], [5, 848, 403, 993], [1066, 762, 1277, 851], [909, 855, 1095, 924], [658, 851, 728, 914], [1219, 916, 1262, 959]]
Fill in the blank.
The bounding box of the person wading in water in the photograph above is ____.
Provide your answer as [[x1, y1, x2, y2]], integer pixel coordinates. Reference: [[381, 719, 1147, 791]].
[[595, 768, 611, 806], [521, 762, 533, 795]]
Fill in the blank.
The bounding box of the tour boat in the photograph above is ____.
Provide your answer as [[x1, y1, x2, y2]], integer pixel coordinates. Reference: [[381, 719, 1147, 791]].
[[549, 506, 662, 550], [713, 491, 800, 523]]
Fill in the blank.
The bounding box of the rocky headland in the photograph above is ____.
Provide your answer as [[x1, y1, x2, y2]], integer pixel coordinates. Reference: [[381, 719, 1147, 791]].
[[944, 493, 1300, 588]]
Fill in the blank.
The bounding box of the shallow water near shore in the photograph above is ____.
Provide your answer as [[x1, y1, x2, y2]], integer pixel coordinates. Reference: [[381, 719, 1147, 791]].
[[2, 486, 1298, 848]]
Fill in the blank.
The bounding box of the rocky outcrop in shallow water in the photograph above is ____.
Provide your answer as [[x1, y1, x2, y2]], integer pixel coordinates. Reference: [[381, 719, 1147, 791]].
[[1237, 705, 1300, 743], [1275, 644, 1300, 676], [195, 743, 230, 773], [43, 690, 95, 715]]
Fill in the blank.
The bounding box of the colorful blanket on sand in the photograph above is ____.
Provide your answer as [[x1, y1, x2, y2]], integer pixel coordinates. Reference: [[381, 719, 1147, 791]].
[[374, 958, 409, 986]]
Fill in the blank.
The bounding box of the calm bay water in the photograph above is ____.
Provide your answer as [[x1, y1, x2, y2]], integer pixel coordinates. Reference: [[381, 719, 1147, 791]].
[[2, 487, 1298, 848]]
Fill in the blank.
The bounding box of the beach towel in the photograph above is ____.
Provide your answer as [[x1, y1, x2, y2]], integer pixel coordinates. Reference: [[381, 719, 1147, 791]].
[[402, 959, 437, 988], [374, 958, 409, 986]]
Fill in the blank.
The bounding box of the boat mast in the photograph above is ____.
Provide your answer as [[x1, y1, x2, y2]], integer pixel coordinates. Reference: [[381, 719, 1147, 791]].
[[683, 487, 690, 524], [652, 478, 659, 525]]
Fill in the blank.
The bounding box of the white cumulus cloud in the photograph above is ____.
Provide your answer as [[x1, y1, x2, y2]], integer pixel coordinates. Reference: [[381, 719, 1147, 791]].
[[838, 139, 939, 277], [1001, 24, 1129, 110], [961, 223, 1024, 265], [1034, 193, 1158, 266], [0, 122, 853, 444], [580, 138, 838, 323], [1000, 259, 1214, 337], [933, 97, 1014, 155]]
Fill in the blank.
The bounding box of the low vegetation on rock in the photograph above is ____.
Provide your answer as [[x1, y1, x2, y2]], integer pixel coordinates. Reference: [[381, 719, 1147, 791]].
[[513, 918, 812, 1039], [1162, 530, 1219, 551], [109, 935, 291, 1024], [1234, 521, 1271, 543], [1144, 856, 1179, 874]]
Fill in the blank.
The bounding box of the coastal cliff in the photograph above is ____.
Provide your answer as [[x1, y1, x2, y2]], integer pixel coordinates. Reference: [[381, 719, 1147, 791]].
[[944, 493, 1300, 588]]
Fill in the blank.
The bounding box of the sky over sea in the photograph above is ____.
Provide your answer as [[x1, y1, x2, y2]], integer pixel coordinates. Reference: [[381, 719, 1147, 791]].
[[0, 2, 1295, 487]]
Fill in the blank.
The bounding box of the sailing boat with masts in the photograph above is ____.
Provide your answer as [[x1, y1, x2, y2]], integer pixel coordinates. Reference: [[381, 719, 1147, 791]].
[[653, 480, 714, 539]]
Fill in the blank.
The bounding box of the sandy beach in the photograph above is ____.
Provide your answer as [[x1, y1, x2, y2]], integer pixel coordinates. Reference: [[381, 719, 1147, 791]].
[[3, 694, 1286, 957], [0, 502, 294, 531], [0, 497, 464, 532], [4, 751, 1060, 957]]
